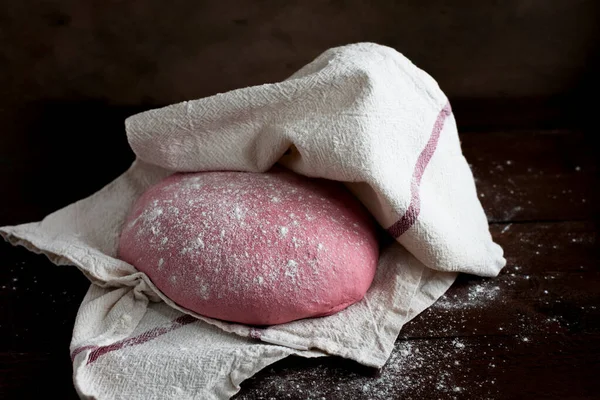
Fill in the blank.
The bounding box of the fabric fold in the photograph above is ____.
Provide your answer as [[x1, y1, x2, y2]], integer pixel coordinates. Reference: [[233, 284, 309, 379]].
[[1, 42, 504, 399], [125, 43, 503, 277]]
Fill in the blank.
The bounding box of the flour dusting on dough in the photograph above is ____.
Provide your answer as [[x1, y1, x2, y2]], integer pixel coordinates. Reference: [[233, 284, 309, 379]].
[[118, 168, 379, 325]]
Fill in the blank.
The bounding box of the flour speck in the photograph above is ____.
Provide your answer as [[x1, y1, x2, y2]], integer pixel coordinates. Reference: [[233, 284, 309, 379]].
[[285, 260, 299, 279], [233, 206, 244, 220], [198, 283, 210, 300]]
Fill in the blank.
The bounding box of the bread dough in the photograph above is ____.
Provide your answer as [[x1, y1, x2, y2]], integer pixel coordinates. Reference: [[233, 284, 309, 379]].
[[118, 167, 379, 325]]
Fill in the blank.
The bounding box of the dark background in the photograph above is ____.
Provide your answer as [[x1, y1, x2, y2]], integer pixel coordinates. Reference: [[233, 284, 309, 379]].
[[1, 1, 599, 399], [1, 0, 599, 227]]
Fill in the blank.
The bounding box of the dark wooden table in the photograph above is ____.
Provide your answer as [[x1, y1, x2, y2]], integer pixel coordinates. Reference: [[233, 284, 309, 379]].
[[1, 129, 598, 399]]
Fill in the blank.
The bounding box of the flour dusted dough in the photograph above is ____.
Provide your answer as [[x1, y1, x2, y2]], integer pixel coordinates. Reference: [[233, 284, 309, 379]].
[[118, 167, 379, 325]]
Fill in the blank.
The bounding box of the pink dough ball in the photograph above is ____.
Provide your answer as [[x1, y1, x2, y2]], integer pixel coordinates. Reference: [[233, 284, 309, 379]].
[[118, 167, 379, 325]]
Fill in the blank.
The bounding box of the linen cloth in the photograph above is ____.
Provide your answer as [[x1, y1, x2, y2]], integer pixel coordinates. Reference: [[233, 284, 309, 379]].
[[0, 43, 505, 399]]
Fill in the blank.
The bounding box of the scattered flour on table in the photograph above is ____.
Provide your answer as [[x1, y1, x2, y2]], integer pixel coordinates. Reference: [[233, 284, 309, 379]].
[[236, 338, 501, 399], [433, 280, 501, 311]]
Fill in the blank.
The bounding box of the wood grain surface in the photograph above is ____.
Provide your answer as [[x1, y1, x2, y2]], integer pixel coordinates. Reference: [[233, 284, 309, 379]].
[[1, 130, 598, 399]]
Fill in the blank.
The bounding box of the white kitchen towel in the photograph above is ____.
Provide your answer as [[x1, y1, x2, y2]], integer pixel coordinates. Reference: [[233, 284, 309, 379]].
[[0, 42, 505, 399]]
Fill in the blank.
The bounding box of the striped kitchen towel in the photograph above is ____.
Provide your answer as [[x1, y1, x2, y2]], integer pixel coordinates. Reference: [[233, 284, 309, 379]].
[[0, 43, 505, 399]]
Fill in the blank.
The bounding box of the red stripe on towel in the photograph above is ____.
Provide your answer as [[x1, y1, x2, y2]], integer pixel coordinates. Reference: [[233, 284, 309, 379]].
[[387, 102, 452, 238], [70, 345, 96, 362], [71, 315, 197, 365]]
